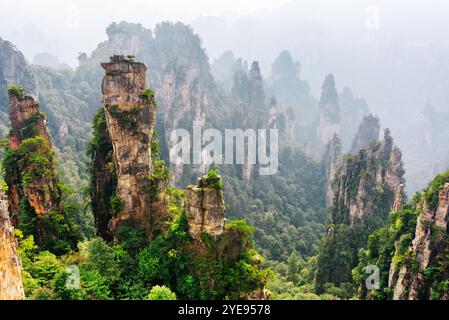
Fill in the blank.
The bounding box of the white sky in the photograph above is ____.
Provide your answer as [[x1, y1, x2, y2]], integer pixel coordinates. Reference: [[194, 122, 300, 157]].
[[0, 0, 291, 65], [2, 0, 449, 129]]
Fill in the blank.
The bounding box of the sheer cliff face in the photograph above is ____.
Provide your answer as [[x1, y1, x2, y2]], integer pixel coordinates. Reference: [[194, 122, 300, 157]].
[[267, 50, 311, 112], [186, 176, 225, 240], [230, 60, 267, 183], [331, 130, 404, 226], [159, 61, 207, 183], [0, 190, 24, 300], [86, 22, 214, 184], [231, 60, 265, 109], [0, 38, 37, 97], [391, 183, 449, 300], [350, 114, 380, 153], [0, 37, 37, 136], [323, 134, 342, 206], [6, 89, 60, 225], [8, 91, 51, 149], [316, 129, 404, 290], [318, 74, 340, 147], [101, 55, 156, 235]]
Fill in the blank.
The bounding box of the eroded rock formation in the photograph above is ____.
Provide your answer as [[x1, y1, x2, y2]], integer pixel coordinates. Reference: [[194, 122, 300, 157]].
[[317, 74, 340, 147], [323, 134, 342, 206], [101, 55, 157, 235], [392, 184, 405, 212], [0, 190, 24, 300], [316, 129, 404, 291], [350, 114, 380, 152], [159, 60, 207, 183], [0, 37, 37, 136], [331, 130, 404, 226], [5, 88, 62, 230], [186, 176, 225, 240], [392, 183, 449, 300], [231, 60, 265, 109]]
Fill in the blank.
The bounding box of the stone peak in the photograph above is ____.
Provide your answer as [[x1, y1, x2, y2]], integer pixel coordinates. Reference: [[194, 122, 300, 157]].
[[101, 55, 146, 72], [7, 86, 36, 102]]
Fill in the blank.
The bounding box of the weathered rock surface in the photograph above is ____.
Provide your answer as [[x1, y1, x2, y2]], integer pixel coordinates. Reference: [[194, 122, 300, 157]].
[[331, 130, 404, 226], [323, 134, 342, 206], [0, 37, 38, 137], [392, 184, 405, 213], [101, 55, 156, 235], [0, 37, 37, 96], [317, 129, 405, 290], [186, 176, 225, 240], [350, 114, 380, 153], [231, 60, 265, 109], [0, 190, 24, 300], [317, 74, 340, 148], [6, 89, 60, 228], [8, 90, 51, 148], [392, 183, 449, 300], [159, 61, 206, 183]]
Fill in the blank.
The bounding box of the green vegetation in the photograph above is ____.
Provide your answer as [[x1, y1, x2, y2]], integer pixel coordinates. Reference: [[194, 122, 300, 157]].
[[315, 135, 401, 295], [8, 21, 449, 301], [353, 170, 449, 299], [107, 104, 142, 131], [141, 88, 155, 99], [126, 55, 135, 61], [8, 85, 25, 98], [2, 135, 81, 254], [352, 206, 418, 299], [87, 108, 116, 240], [147, 285, 177, 300]]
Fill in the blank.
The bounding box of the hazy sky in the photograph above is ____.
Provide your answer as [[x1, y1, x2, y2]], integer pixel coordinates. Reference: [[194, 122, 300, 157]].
[[1, 0, 449, 129], [0, 0, 290, 65]]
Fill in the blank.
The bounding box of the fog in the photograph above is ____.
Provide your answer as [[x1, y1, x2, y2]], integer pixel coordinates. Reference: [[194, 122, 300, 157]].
[[2, 0, 448, 127], [1, 0, 449, 169]]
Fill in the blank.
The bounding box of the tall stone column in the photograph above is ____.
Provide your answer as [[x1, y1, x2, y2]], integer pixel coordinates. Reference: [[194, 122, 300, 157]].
[[101, 55, 156, 234], [0, 190, 25, 300], [6, 88, 61, 231]]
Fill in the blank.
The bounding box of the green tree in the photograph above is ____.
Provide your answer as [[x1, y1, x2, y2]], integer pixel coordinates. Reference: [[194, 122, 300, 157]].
[[147, 285, 177, 300]]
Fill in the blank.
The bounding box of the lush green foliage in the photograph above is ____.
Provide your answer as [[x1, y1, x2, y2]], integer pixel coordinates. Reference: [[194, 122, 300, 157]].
[[87, 108, 116, 240], [3, 135, 81, 254], [8, 85, 26, 98], [353, 170, 449, 299], [147, 285, 177, 300]]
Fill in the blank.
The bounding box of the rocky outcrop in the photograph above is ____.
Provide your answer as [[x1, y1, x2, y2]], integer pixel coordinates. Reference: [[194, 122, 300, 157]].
[[316, 129, 404, 291], [230, 60, 267, 183], [5, 88, 61, 228], [101, 55, 157, 236], [392, 183, 449, 300], [267, 98, 277, 129], [331, 130, 404, 226], [105, 22, 152, 57], [8, 89, 51, 149], [392, 184, 405, 212], [159, 60, 207, 183], [0, 37, 37, 136], [0, 38, 37, 97], [266, 50, 310, 112], [317, 74, 340, 147], [186, 176, 225, 240], [231, 60, 265, 109], [323, 134, 342, 206], [350, 114, 380, 152], [284, 108, 297, 142], [248, 62, 265, 108], [0, 190, 24, 300]]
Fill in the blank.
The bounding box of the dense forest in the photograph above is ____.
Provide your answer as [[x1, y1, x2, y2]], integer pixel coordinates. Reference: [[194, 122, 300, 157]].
[[0, 19, 448, 301]]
